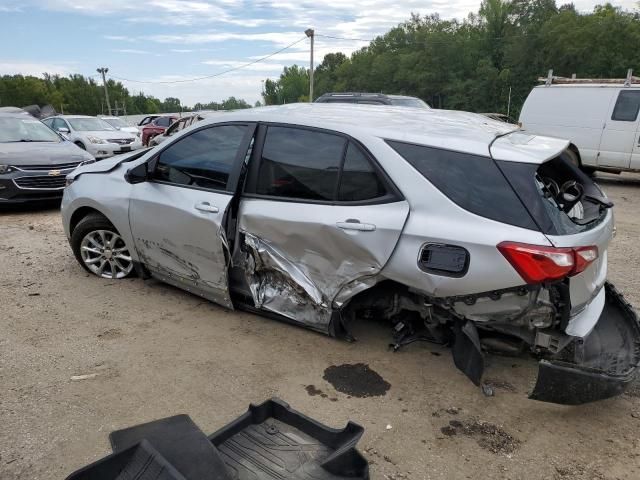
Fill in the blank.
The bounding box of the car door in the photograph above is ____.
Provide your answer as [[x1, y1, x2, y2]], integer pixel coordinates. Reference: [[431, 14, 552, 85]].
[[237, 124, 410, 332], [598, 89, 640, 169], [129, 122, 255, 309]]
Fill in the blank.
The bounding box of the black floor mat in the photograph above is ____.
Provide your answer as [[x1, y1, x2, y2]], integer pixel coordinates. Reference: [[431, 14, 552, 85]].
[[67, 440, 186, 480], [65, 398, 369, 480], [110, 414, 229, 480], [209, 398, 368, 480]]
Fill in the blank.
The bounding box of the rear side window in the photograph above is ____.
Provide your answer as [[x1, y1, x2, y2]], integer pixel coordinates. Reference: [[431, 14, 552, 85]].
[[612, 91, 640, 121], [256, 126, 346, 201], [339, 143, 387, 201], [153, 124, 247, 191], [386, 141, 537, 230], [156, 117, 173, 127]]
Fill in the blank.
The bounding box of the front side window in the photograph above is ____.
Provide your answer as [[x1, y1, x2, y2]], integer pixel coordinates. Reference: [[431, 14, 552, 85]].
[[256, 126, 346, 201], [612, 90, 640, 122], [153, 124, 248, 191], [51, 118, 69, 131]]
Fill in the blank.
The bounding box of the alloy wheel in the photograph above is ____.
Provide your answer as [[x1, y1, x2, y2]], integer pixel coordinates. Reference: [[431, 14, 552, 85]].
[[80, 229, 133, 279]]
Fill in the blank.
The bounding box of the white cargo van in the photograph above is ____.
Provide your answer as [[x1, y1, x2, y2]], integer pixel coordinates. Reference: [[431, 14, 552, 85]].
[[519, 73, 640, 173]]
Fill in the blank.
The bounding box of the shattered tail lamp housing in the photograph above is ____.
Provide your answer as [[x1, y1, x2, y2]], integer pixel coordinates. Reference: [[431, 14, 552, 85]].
[[497, 242, 598, 284]]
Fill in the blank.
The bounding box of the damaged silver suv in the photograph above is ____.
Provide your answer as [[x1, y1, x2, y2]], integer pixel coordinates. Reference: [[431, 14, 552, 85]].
[[61, 104, 640, 405]]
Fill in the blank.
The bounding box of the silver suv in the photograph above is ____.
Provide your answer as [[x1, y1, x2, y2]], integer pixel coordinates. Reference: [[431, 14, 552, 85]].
[[61, 104, 639, 405]]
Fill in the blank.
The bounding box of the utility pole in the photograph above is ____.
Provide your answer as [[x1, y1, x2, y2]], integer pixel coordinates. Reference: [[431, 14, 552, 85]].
[[96, 67, 112, 115], [305, 28, 314, 102]]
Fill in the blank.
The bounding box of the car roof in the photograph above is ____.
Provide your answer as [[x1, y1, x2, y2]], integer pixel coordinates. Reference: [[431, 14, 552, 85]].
[[0, 112, 35, 119], [199, 103, 567, 164], [53, 115, 95, 119], [534, 84, 640, 89]]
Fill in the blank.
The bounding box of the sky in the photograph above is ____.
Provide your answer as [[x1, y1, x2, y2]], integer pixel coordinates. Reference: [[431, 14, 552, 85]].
[[0, 0, 636, 106]]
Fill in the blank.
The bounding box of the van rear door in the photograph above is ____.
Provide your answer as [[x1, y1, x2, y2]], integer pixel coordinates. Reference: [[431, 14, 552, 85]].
[[598, 89, 640, 169]]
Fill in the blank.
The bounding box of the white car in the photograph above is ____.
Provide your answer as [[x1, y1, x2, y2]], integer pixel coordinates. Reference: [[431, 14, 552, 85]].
[[43, 115, 142, 160], [519, 75, 640, 174], [99, 116, 141, 137]]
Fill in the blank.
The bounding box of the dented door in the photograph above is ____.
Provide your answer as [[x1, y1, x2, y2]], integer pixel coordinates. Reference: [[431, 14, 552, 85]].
[[129, 123, 255, 309], [130, 183, 234, 308], [237, 125, 410, 331]]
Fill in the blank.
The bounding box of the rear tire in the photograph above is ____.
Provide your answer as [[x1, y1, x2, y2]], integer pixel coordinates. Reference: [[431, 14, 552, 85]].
[[71, 213, 134, 279]]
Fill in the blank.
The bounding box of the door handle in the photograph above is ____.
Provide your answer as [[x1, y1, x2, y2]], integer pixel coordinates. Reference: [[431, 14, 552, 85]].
[[336, 220, 376, 231], [194, 202, 219, 213]]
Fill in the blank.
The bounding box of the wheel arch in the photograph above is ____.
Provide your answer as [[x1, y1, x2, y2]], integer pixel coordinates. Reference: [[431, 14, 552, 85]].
[[69, 206, 114, 235]]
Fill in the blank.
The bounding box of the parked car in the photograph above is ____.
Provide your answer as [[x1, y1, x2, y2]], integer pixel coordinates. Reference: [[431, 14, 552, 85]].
[[99, 116, 141, 137], [0, 112, 93, 204], [315, 92, 430, 108], [519, 75, 640, 174], [141, 115, 177, 146], [137, 115, 162, 128], [148, 114, 206, 147], [42, 115, 142, 160], [61, 103, 638, 405]]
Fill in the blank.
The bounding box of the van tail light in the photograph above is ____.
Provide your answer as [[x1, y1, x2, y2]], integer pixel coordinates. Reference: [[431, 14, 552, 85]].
[[497, 242, 598, 284]]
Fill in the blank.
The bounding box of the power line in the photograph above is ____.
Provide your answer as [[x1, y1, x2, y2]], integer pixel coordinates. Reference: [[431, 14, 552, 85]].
[[316, 34, 374, 42], [109, 36, 307, 85]]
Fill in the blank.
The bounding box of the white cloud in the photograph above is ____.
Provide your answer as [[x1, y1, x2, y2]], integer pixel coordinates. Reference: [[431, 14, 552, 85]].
[[201, 59, 284, 72], [113, 49, 152, 55], [121, 72, 267, 105], [143, 31, 303, 46], [0, 61, 74, 77]]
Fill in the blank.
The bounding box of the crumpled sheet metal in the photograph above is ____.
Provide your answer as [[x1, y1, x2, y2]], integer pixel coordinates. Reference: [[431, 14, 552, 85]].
[[242, 232, 333, 332]]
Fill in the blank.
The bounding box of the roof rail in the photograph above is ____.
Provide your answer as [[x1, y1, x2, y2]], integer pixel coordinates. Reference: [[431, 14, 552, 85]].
[[539, 69, 639, 86]]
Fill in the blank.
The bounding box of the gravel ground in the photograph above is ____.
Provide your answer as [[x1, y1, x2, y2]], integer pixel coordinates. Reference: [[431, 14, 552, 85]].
[[1, 173, 640, 480]]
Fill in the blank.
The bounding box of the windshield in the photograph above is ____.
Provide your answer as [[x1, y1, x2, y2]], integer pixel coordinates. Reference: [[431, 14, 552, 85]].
[[103, 118, 129, 129], [0, 117, 61, 143], [390, 97, 430, 108], [68, 118, 116, 132]]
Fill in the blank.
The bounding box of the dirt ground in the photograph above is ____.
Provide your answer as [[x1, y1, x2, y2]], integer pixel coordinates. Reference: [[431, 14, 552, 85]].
[[2, 173, 640, 480]]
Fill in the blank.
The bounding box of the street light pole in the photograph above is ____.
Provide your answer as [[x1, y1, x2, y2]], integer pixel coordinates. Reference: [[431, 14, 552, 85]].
[[96, 67, 112, 115], [305, 28, 314, 102]]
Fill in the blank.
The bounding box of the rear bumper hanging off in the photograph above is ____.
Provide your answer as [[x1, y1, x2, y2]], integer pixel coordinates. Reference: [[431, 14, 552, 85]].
[[530, 282, 640, 405]]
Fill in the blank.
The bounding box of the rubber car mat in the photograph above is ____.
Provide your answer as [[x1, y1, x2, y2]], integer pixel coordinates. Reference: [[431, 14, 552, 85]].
[[110, 414, 230, 480], [66, 439, 186, 480], [208, 398, 369, 480]]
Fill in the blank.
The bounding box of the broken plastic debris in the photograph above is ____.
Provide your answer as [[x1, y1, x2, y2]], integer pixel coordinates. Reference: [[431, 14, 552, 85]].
[[386, 424, 393, 430]]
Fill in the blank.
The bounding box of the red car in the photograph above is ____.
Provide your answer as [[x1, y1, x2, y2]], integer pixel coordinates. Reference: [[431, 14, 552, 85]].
[[141, 115, 177, 146]]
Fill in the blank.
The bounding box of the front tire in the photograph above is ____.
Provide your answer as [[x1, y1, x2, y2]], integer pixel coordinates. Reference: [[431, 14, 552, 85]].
[[71, 214, 134, 279]]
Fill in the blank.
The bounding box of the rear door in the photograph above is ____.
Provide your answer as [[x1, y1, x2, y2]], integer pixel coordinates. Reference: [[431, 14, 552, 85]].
[[598, 89, 640, 168], [129, 123, 255, 308], [238, 124, 409, 331]]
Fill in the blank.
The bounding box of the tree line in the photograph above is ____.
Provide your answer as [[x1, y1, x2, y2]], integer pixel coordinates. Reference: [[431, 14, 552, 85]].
[[262, 1, 640, 116], [0, 73, 253, 115]]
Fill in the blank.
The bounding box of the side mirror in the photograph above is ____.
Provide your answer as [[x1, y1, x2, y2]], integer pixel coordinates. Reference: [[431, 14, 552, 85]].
[[57, 127, 70, 134], [125, 162, 149, 184]]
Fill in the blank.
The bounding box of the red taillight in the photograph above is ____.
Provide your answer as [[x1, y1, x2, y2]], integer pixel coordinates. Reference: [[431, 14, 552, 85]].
[[497, 242, 598, 284]]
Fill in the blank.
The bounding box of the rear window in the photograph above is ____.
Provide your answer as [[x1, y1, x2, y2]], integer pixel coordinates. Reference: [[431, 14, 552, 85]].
[[386, 141, 538, 230], [497, 154, 609, 235]]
